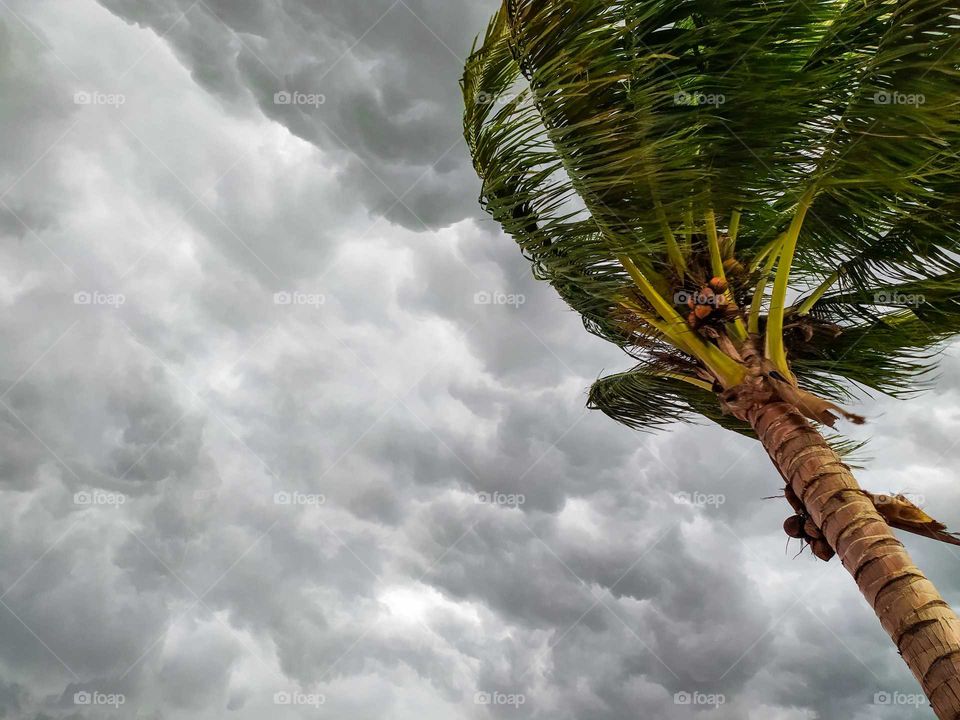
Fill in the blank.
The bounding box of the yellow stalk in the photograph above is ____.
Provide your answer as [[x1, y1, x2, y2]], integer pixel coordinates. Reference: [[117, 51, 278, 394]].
[[619, 299, 693, 353], [728, 209, 741, 249], [748, 232, 786, 273], [705, 209, 725, 278], [796, 269, 842, 316], [765, 186, 817, 380], [748, 236, 783, 335], [656, 206, 687, 278], [657, 372, 715, 392], [705, 209, 748, 342], [618, 257, 745, 387]]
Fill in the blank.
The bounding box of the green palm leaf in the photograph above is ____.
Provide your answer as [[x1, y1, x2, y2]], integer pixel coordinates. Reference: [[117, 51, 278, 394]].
[[463, 0, 960, 432]]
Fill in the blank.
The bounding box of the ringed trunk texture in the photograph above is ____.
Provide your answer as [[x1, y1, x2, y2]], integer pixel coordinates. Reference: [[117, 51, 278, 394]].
[[751, 399, 960, 719]]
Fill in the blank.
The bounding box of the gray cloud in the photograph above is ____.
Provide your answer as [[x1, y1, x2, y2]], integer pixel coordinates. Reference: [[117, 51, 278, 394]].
[[96, 0, 496, 230]]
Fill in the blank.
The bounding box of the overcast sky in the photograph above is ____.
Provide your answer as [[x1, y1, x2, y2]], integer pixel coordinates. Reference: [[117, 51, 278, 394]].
[[1, 1, 960, 718]]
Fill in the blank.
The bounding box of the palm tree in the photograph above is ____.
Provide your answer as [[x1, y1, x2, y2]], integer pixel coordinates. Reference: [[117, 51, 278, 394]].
[[461, 1, 960, 716]]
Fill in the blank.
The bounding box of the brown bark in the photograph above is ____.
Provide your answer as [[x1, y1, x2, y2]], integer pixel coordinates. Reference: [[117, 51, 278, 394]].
[[750, 399, 960, 719]]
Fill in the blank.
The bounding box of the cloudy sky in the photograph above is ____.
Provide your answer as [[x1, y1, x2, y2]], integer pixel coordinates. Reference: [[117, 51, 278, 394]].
[[1, 1, 960, 718]]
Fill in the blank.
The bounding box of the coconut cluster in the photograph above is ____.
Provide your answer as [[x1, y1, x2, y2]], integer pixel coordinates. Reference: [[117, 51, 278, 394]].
[[783, 514, 835, 561], [684, 276, 737, 330]]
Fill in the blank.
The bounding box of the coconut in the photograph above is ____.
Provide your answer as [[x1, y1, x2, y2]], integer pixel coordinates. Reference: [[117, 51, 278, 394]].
[[722, 258, 744, 275], [708, 277, 728, 293], [803, 517, 823, 540], [694, 304, 713, 320], [783, 515, 805, 538], [810, 539, 835, 561]]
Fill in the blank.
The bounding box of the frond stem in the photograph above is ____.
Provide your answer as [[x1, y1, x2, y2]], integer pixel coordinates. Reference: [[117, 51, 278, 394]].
[[656, 372, 715, 392], [748, 234, 784, 335], [655, 202, 687, 278], [728, 209, 741, 250], [618, 257, 745, 387], [765, 186, 817, 380], [796, 269, 843, 316], [748, 232, 786, 273], [705, 209, 748, 343]]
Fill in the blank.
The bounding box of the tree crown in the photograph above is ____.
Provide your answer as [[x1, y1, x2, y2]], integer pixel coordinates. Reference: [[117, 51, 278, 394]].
[[462, 0, 960, 434]]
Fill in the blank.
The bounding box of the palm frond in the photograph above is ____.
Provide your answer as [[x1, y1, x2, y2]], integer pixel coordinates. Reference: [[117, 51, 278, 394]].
[[463, 0, 960, 433], [587, 365, 751, 434]]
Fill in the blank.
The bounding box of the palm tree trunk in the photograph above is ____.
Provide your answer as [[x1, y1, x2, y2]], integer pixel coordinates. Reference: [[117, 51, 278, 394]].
[[750, 398, 960, 719]]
